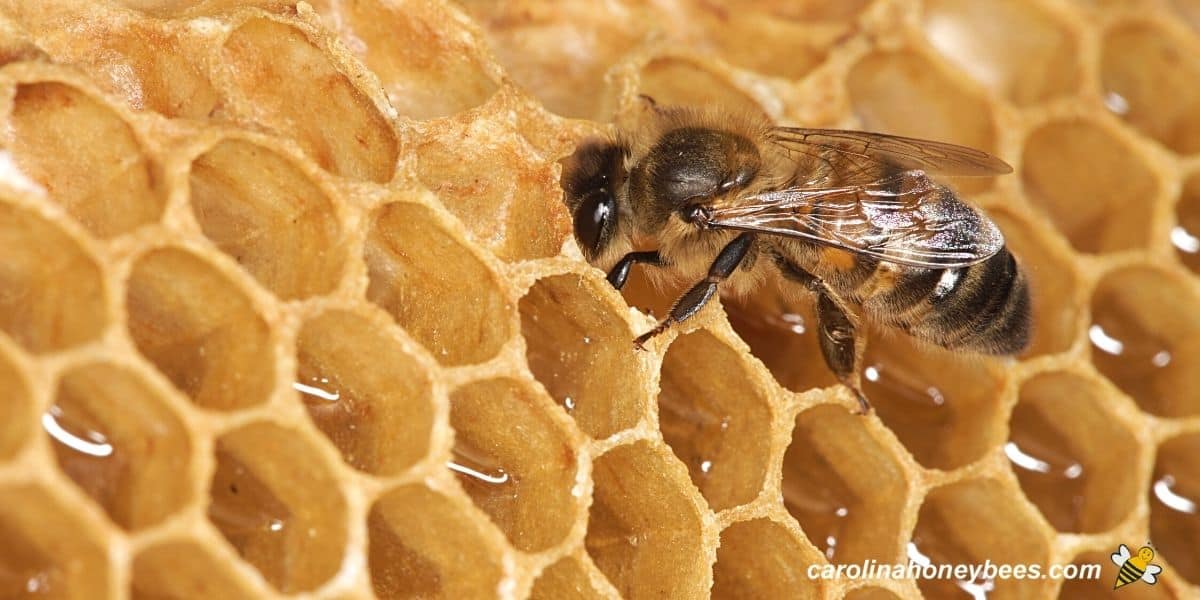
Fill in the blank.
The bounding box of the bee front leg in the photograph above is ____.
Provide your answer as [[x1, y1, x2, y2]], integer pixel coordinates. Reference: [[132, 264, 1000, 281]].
[[814, 291, 871, 414], [606, 251, 663, 290], [633, 234, 753, 349]]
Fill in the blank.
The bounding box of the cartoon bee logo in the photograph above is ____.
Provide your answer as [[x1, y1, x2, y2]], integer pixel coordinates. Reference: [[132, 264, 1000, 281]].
[[1111, 543, 1163, 589]]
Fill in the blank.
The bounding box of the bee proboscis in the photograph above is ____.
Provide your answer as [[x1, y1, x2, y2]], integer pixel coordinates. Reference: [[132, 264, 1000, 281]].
[[560, 100, 1031, 412]]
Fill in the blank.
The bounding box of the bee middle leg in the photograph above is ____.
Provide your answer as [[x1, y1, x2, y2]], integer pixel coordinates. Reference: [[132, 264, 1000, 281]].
[[777, 259, 871, 414], [633, 233, 754, 349], [814, 292, 871, 414]]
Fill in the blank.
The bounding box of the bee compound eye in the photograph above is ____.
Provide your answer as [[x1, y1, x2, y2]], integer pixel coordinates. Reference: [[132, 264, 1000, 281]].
[[573, 189, 614, 257]]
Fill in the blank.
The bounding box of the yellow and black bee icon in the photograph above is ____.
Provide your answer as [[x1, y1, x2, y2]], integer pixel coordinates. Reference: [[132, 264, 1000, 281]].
[[1111, 543, 1163, 589]]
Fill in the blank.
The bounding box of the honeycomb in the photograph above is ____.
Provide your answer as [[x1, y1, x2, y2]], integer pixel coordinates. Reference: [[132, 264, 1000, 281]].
[[0, 0, 1198, 598]]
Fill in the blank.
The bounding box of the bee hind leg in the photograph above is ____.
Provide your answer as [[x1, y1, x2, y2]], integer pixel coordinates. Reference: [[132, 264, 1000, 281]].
[[633, 234, 753, 349], [814, 291, 871, 414]]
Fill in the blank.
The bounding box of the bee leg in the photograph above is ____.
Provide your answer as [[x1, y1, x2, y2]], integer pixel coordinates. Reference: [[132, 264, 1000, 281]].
[[814, 291, 871, 414], [633, 234, 753, 349], [606, 251, 663, 290]]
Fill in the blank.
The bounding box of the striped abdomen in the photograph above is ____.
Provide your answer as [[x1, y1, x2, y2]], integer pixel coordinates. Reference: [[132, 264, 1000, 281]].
[[782, 241, 1031, 355], [1115, 561, 1144, 588], [860, 247, 1031, 354]]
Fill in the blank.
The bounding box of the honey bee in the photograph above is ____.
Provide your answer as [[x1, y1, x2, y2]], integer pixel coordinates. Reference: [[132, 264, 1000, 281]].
[[560, 100, 1030, 413], [1111, 544, 1162, 589]]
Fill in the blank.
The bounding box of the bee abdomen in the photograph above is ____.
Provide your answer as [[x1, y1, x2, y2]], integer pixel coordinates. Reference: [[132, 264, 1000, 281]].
[[905, 248, 1031, 355], [1116, 562, 1144, 587]]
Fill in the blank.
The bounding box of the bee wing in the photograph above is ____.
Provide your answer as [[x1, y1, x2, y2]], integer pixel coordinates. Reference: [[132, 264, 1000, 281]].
[[1112, 544, 1132, 566], [701, 171, 1004, 269], [769, 127, 1013, 181], [1142, 565, 1162, 584]]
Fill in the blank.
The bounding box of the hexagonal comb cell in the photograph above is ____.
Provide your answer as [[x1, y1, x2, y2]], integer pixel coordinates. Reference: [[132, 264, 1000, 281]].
[[911, 478, 1052, 599], [638, 57, 764, 113], [862, 335, 1007, 471], [1150, 433, 1200, 585], [519, 274, 645, 439], [12, 10, 219, 119], [783, 404, 906, 564], [449, 378, 578, 552], [658, 330, 772, 511], [922, 0, 1080, 105], [131, 541, 257, 599], [126, 248, 274, 411], [1089, 266, 1200, 418], [1021, 119, 1157, 254], [208, 422, 347, 593], [457, 2, 642, 119], [1059, 551, 1173, 600], [365, 201, 514, 366], [1102, 21, 1200, 155], [989, 210, 1079, 357], [726, 293, 839, 395], [743, 0, 872, 21], [6, 81, 164, 238], [0, 484, 108, 598], [414, 119, 570, 262], [847, 49, 996, 192], [295, 309, 434, 476], [0, 201, 107, 354], [1174, 172, 1200, 273], [586, 441, 707, 598], [46, 363, 191, 531], [695, 10, 838, 81], [711, 519, 824, 599], [530, 555, 608, 600], [367, 484, 504, 599], [317, 0, 497, 120], [0, 348, 29, 460], [189, 139, 345, 301], [1007, 372, 1138, 533], [218, 18, 398, 183]]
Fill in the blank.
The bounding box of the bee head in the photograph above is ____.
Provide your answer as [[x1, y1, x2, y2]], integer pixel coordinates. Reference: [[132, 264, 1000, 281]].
[[561, 137, 628, 261]]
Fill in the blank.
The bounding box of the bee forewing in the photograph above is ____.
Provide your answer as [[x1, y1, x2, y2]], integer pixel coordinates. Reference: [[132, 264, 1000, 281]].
[[770, 127, 1013, 178], [704, 174, 1005, 269]]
